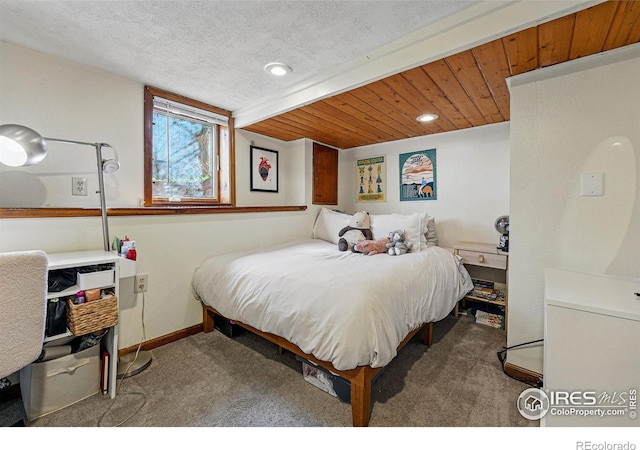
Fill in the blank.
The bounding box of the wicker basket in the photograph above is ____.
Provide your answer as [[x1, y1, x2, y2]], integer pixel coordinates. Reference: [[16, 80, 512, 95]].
[[66, 293, 118, 336]]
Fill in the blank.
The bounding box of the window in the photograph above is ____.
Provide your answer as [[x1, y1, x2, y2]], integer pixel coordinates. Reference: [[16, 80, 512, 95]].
[[144, 86, 234, 206]]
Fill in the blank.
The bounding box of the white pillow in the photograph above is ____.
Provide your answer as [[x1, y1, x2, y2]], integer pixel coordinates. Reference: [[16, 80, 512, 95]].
[[370, 213, 422, 251], [420, 213, 439, 248], [312, 208, 351, 245]]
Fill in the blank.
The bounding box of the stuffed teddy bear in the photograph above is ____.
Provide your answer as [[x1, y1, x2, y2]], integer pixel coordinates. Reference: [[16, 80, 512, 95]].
[[353, 237, 390, 256], [338, 211, 373, 251], [386, 229, 414, 256]]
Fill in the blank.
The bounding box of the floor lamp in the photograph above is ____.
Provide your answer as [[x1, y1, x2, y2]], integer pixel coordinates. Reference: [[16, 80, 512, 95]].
[[0, 123, 152, 379], [0, 123, 119, 251]]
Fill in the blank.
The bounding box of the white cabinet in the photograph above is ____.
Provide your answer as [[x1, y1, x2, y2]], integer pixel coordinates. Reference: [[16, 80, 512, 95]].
[[543, 268, 640, 427], [43, 250, 120, 399]]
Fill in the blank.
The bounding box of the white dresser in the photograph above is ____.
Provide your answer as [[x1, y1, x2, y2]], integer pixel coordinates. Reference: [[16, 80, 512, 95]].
[[543, 268, 640, 427]]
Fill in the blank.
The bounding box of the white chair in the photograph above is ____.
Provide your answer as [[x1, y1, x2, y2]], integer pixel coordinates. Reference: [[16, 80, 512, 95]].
[[0, 250, 48, 425]]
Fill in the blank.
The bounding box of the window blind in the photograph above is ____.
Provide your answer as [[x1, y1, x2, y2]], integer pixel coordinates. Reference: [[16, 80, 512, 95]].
[[153, 97, 229, 126]]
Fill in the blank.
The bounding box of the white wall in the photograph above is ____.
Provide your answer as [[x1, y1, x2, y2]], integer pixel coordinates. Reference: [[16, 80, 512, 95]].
[[235, 130, 306, 207], [0, 41, 142, 208], [508, 44, 640, 373], [0, 41, 309, 211], [340, 123, 510, 248], [0, 41, 315, 350]]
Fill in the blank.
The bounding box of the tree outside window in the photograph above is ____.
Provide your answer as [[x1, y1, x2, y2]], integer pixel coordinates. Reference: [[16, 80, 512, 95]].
[[144, 86, 233, 206]]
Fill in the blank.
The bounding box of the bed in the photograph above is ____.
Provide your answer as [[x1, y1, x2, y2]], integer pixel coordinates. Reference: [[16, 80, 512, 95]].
[[192, 209, 473, 426]]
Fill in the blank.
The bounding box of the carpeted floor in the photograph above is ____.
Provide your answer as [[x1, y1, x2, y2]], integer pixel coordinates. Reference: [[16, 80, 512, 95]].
[[2, 312, 537, 428]]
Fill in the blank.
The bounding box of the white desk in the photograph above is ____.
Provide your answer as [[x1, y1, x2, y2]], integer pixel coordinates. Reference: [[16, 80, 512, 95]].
[[45, 250, 121, 399], [543, 268, 640, 427]]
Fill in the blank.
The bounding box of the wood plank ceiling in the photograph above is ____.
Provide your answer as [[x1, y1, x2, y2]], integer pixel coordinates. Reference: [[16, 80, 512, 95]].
[[242, 0, 640, 149]]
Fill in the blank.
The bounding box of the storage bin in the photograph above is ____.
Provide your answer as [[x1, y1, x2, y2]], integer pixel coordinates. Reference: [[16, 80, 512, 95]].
[[20, 345, 101, 420], [66, 293, 118, 336], [77, 269, 115, 290], [296, 356, 351, 404], [213, 313, 245, 338]]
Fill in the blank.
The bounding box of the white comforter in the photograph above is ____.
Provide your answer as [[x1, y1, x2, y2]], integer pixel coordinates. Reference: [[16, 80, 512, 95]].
[[192, 239, 473, 371]]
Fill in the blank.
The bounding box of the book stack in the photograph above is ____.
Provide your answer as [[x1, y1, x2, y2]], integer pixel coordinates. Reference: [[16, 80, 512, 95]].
[[474, 309, 505, 329], [471, 279, 498, 301]]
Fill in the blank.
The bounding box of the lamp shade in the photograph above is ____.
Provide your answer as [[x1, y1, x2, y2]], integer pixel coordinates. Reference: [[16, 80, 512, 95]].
[[0, 124, 48, 167]]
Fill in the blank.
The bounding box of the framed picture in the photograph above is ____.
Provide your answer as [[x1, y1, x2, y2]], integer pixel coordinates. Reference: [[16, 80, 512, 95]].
[[399, 148, 437, 201], [356, 155, 386, 202], [250, 146, 278, 192]]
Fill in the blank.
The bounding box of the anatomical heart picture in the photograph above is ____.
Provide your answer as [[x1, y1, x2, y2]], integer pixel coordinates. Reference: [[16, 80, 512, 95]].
[[250, 145, 278, 192]]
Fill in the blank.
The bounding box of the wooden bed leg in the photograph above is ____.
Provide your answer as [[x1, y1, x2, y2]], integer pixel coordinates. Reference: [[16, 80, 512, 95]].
[[424, 322, 433, 346], [350, 367, 372, 427], [278, 346, 284, 355], [203, 306, 215, 333], [453, 301, 459, 317]]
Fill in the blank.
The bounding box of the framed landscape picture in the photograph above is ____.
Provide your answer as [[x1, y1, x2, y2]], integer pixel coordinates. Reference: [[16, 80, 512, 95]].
[[399, 149, 437, 201], [250, 146, 278, 192]]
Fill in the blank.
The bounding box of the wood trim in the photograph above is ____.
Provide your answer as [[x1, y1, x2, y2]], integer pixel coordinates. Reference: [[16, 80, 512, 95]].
[[504, 362, 543, 387], [145, 85, 232, 119], [0, 205, 307, 219], [228, 117, 236, 206], [118, 324, 202, 356], [143, 86, 154, 207], [143, 85, 235, 208]]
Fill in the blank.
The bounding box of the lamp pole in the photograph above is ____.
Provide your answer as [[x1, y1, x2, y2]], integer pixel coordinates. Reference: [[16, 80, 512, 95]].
[[96, 143, 110, 252], [46, 138, 112, 252], [0, 125, 117, 253]]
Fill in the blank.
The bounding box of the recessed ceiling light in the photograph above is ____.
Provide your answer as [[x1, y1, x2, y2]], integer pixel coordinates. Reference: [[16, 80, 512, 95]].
[[264, 63, 292, 76], [416, 113, 438, 122]]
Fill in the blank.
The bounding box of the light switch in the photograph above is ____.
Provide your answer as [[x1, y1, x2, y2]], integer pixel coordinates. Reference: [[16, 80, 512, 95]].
[[580, 172, 604, 196]]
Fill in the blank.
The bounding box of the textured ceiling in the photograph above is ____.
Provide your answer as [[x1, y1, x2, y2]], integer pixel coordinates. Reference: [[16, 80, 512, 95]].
[[3, 1, 631, 151], [0, 0, 477, 112]]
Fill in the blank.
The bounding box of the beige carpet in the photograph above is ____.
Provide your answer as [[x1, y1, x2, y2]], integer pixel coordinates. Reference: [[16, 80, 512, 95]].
[[4, 312, 537, 428]]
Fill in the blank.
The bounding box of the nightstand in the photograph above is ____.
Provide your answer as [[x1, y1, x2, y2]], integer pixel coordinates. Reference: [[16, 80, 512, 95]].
[[453, 241, 509, 330]]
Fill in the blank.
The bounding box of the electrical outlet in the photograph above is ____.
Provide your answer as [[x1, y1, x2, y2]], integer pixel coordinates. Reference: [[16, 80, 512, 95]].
[[134, 273, 148, 293], [72, 177, 88, 196]]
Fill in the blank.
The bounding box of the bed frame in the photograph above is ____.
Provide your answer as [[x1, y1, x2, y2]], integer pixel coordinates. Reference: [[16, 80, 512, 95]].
[[202, 304, 438, 427]]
